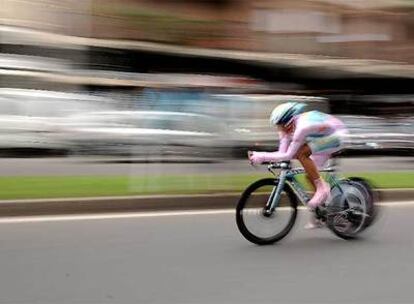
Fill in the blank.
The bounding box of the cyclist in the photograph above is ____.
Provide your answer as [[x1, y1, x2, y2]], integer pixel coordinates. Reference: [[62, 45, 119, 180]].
[[249, 102, 348, 229]]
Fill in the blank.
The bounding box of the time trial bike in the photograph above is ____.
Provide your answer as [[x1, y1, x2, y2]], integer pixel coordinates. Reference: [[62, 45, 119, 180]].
[[236, 159, 377, 245]]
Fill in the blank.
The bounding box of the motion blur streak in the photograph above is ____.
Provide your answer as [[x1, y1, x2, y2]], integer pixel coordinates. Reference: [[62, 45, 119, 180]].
[[0, 1, 412, 191], [0, 2, 412, 304], [0, 200, 410, 224]]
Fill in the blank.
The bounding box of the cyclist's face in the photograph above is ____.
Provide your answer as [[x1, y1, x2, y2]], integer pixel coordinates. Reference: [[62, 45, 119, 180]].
[[278, 122, 294, 133]]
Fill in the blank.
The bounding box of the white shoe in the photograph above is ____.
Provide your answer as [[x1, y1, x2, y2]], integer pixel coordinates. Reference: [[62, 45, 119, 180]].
[[304, 215, 325, 229]]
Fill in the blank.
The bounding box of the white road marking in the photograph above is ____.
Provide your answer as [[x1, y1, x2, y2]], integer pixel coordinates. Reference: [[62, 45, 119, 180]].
[[0, 210, 235, 224], [378, 201, 414, 207], [0, 201, 411, 224]]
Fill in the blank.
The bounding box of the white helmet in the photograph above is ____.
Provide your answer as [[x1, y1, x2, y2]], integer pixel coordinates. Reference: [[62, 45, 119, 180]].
[[269, 102, 306, 126]]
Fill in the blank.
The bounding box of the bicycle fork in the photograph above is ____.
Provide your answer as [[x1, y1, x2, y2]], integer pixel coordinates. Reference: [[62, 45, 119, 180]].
[[263, 170, 287, 216]]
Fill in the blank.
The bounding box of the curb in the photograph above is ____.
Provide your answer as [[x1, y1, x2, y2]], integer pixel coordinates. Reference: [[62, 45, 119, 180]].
[[0, 193, 241, 217], [0, 189, 412, 217]]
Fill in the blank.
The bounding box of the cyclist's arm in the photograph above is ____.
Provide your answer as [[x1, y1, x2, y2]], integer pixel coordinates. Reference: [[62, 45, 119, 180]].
[[270, 122, 330, 161], [250, 114, 347, 164], [250, 123, 316, 163], [278, 131, 290, 153], [255, 140, 303, 163]]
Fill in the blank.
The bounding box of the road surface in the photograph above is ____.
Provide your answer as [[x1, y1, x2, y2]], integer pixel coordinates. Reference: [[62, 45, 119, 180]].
[[0, 202, 412, 303]]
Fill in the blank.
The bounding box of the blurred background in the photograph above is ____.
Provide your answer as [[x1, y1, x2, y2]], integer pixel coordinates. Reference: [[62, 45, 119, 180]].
[[0, 0, 413, 181], [1, 3, 414, 302]]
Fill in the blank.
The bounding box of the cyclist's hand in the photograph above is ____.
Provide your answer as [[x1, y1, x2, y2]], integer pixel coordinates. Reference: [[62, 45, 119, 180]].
[[248, 151, 266, 165], [247, 151, 254, 166]]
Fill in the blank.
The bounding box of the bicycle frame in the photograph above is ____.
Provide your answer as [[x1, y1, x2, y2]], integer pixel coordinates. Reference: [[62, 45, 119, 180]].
[[264, 161, 342, 213]]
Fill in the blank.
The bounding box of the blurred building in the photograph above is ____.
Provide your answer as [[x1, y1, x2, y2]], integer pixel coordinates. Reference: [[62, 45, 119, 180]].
[[1, 0, 413, 62], [251, 0, 413, 62], [1, 1, 413, 110], [0, 0, 413, 157]]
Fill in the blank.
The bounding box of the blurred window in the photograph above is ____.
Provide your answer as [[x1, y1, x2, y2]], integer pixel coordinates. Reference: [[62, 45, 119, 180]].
[[317, 33, 390, 43], [251, 9, 340, 34]]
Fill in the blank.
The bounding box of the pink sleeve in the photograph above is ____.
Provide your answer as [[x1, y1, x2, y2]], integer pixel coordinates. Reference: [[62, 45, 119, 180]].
[[255, 115, 345, 163], [278, 132, 290, 153], [259, 122, 313, 162]]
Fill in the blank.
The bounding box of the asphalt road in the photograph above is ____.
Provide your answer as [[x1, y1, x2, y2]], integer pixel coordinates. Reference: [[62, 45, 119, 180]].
[[0, 202, 412, 303], [0, 156, 413, 176]]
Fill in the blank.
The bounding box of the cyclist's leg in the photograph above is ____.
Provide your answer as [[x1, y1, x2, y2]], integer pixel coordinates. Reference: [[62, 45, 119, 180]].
[[296, 144, 330, 210], [295, 145, 328, 228], [295, 145, 330, 229], [295, 144, 319, 191], [295, 145, 323, 228], [309, 131, 345, 171], [306, 132, 345, 206], [298, 132, 345, 228], [310, 153, 330, 169]]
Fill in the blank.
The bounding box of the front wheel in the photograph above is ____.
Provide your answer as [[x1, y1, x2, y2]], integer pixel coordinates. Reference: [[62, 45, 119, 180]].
[[236, 178, 298, 245]]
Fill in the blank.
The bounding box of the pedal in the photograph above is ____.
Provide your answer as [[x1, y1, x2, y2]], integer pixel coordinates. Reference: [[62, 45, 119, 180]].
[[315, 206, 327, 220]]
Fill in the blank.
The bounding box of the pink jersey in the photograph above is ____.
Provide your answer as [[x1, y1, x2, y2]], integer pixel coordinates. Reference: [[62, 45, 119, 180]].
[[251, 111, 347, 166]]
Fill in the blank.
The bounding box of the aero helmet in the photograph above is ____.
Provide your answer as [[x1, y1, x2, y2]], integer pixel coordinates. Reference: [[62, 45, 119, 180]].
[[269, 102, 306, 126]]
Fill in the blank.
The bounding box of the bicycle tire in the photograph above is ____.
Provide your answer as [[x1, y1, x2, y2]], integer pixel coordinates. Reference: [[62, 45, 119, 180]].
[[347, 177, 378, 228], [236, 178, 298, 245], [327, 180, 372, 240]]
